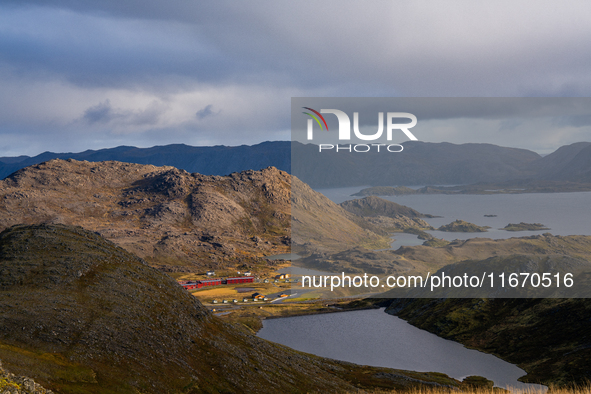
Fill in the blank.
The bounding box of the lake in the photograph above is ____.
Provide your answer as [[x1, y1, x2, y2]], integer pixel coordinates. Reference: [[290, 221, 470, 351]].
[[272, 187, 583, 389], [257, 308, 546, 390]]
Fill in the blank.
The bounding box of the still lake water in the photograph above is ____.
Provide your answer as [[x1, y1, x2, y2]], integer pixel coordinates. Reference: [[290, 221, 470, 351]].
[[258, 308, 546, 390], [268, 188, 588, 389], [316, 187, 591, 249]]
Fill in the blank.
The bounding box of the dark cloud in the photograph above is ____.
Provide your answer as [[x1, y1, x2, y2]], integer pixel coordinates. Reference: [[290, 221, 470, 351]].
[[2, 1, 591, 156], [81, 100, 165, 127], [3, 2, 590, 95], [83, 100, 113, 124], [196, 105, 219, 120]]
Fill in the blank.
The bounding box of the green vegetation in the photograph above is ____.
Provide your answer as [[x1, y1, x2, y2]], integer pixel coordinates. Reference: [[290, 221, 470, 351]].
[[438, 220, 490, 232], [0, 378, 21, 391]]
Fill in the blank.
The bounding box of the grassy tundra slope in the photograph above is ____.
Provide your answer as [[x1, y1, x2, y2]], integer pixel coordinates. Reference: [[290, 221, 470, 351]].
[[0, 224, 462, 394]]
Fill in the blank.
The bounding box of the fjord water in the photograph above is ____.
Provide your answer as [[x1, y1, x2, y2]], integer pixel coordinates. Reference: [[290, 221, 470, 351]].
[[317, 187, 591, 248], [257, 308, 546, 390]]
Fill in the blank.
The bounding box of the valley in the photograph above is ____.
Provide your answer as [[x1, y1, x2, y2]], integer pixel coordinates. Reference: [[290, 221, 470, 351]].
[[0, 154, 590, 392]]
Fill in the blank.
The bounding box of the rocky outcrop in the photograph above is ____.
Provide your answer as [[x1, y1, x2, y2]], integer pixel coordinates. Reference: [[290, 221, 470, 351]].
[[365, 215, 433, 231], [339, 196, 434, 219], [0, 360, 53, 394]]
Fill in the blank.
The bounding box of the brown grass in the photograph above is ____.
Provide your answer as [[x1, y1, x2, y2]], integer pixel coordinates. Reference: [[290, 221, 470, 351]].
[[347, 384, 591, 394]]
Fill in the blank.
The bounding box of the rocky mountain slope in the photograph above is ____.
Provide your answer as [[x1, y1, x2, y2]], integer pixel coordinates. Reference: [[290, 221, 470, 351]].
[[0, 159, 292, 271], [0, 224, 462, 393], [0, 159, 394, 270], [291, 179, 390, 253]]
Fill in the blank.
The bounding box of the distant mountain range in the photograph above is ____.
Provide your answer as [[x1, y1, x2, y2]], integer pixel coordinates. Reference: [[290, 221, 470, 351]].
[[293, 141, 591, 188], [2, 141, 590, 187], [0, 141, 291, 180], [528, 141, 591, 182]]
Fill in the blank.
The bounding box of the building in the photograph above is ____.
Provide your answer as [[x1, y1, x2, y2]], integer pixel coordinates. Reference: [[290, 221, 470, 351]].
[[226, 276, 254, 284], [180, 281, 199, 290], [206, 271, 215, 276], [179, 275, 253, 292], [197, 278, 223, 288]]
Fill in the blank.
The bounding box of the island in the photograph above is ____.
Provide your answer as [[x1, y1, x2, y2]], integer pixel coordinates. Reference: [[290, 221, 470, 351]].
[[438, 220, 490, 232], [501, 222, 550, 231]]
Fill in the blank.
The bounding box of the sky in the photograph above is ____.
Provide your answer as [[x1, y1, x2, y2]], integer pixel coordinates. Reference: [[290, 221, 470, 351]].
[[1, 0, 591, 157]]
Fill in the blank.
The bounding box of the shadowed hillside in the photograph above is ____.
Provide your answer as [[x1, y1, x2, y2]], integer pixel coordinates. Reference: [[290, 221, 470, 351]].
[[386, 298, 591, 387], [0, 224, 462, 393], [533, 142, 591, 182]]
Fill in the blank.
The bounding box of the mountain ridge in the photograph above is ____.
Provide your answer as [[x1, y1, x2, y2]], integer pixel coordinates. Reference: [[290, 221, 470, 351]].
[[0, 159, 395, 271], [2, 140, 591, 187], [0, 141, 291, 180], [0, 159, 292, 271]]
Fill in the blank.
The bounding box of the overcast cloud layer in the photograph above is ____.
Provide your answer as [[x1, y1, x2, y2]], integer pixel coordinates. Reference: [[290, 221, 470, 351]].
[[2, 0, 591, 156]]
